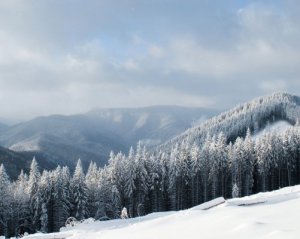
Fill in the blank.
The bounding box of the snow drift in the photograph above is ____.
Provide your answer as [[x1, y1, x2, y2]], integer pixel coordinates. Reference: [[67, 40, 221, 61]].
[[24, 185, 300, 239]]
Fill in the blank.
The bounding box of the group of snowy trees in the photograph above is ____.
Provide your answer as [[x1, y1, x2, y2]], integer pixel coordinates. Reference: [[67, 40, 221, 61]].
[[0, 159, 88, 237], [1, 124, 300, 237]]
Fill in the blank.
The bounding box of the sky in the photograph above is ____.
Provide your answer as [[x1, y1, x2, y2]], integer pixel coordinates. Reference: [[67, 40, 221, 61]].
[[0, 0, 300, 121]]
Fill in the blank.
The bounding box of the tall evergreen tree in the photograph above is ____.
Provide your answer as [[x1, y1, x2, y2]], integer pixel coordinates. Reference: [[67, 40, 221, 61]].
[[0, 164, 10, 237], [86, 162, 99, 218], [71, 159, 88, 220], [124, 147, 136, 217], [27, 158, 41, 232], [11, 170, 30, 236], [134, 143, 148, 216], [53, 166, 71, 231]]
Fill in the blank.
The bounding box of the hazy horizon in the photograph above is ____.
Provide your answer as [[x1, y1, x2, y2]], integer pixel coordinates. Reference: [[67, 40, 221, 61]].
[[0, 1, 300, 120]]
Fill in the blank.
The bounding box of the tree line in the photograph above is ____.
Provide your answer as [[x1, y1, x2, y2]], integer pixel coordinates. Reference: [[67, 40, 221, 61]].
[[1, 126, 300, 237]]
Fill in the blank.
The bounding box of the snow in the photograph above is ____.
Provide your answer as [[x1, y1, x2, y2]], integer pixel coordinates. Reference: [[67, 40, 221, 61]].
[[23, 185, 300, 239], [159, 116, 174, 129], [253, 120, 292, 140], [135, 113, 149, 128], [191, 197, 225, 210], [9, 138, 40, 151]]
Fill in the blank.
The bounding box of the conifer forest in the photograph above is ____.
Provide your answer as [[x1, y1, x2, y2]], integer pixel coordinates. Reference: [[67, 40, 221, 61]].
[[0, 93, 300, 237]]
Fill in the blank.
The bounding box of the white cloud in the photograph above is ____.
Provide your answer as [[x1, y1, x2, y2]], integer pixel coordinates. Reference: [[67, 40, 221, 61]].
[[0, 1, 300, 120]]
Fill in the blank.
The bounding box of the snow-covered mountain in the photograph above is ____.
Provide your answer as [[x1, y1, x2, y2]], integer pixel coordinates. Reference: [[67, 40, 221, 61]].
[[22, 185, 300, 239], [0, 106, 217, 170], [1, 92, 299, 175], [161, 92, 300, 151]]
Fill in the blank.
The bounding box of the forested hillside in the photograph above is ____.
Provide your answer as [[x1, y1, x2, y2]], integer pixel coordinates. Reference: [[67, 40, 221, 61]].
[[1, 93, 300, 237], [162, 92, 300, 150]]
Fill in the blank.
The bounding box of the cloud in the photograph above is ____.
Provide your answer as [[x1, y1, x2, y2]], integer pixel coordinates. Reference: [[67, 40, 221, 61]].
[[0, 1, 299, 120], [259, 80, 287, 92]]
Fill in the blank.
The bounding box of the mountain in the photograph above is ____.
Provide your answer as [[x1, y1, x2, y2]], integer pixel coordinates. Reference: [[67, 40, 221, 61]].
[[0, 146, 57, 179], [86, 105, 216, 146], [0, 122, 7, 132], [161, 92, 300, 151], [0, 146, 30, 178], [23, 185, 300, 239], [0, 106, 217, 170]]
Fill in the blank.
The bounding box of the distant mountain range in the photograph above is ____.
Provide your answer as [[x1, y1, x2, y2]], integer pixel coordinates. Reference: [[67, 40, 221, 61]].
[[0, 106, 217, 175], [2, 93, 299, 178]]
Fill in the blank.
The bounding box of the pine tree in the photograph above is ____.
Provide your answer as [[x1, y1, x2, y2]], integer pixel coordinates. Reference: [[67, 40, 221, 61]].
[[216, 132, 229, 198], [71, 159, 88, 221], [243, 129, 255, 196], [0, 164, 10, 237], [168, 143, 181, 210], [231, 137, 244, 197], [27, 158, 42, 232], [190, 143, 201, 205], [200, 135, 212, 202], [209, 135, 219, 199], [40, 203, 48, 233], [86, 161, 99, 218], [124, 147, 136, 217], [11, 170, 30, 236], [256, 135, 271, 192], [53, 166, 71, 231], [134, 142, 148, 216], [39, 170, 52, 231], [109, 152, 127, 211], [179, 140, 192, 209], [147, 154, 160, 212]]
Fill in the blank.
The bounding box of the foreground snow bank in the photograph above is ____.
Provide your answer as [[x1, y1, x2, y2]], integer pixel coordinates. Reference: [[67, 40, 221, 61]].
[[24, 185, 300, 239]]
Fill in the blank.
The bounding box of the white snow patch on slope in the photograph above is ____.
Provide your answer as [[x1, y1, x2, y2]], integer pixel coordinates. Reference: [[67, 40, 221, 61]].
[[9, 138, 40, 151], [23, 185, 300, 239], [253, 120, 293, 140], [159, 116, 174, 129], [135, 113, 149, 128]]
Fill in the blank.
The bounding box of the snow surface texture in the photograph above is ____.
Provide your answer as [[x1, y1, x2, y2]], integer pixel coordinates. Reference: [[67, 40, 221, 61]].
[[253, 120, 292, 140], [24, 185, 300, 239]]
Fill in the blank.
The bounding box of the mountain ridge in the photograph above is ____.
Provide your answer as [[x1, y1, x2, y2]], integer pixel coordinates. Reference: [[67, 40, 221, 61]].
[[0, 105, 218, 171], [160, 92, 300, 151]]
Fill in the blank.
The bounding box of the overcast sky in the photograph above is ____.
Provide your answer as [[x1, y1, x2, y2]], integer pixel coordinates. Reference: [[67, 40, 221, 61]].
[[0, 0, 300, 121]]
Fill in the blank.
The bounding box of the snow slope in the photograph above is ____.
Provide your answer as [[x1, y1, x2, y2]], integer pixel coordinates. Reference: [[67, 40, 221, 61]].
[[253, 120, 293, 140], [24, 185, 300, 239]]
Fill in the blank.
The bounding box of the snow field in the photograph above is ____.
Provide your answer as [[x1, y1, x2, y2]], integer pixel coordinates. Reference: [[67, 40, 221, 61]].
[[24, 185, 300, 239]]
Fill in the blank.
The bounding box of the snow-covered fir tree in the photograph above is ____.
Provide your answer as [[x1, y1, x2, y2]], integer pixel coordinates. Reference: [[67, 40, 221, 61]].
[[71, 159, 88, 220], [27, 158, 42, 232], [0, 164, 10, 237]]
